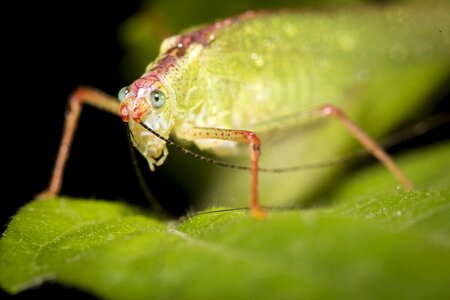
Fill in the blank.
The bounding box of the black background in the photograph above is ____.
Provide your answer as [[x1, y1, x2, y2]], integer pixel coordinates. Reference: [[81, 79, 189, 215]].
[[2, 1, 149, 299], [2, 1, 449, 299], [3, 1, 150, 222]]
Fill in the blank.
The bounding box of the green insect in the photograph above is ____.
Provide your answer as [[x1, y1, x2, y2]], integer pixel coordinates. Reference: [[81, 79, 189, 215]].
[[39, 3, 449, 218]]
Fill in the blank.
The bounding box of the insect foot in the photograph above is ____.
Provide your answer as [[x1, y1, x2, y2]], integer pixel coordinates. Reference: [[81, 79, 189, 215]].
[[251, 205, 267, 220], [35, 189, 56, 201]]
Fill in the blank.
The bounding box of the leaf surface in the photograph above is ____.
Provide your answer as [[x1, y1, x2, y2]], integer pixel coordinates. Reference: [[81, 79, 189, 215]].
[[1, 142, 449, 299]]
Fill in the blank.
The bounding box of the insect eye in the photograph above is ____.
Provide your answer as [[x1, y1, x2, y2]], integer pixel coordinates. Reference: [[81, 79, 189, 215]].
[[150, 90, 166, 108], [118, 86, 128, 102]]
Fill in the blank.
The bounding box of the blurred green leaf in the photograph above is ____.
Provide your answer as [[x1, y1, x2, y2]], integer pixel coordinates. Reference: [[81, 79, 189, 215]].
[[1, 142, 449, 299]]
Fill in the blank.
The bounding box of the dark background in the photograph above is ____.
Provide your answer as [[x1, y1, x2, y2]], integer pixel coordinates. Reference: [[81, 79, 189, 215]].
[[2, 1, 149, 298], [3, 0, 147, 222], [2, 1, 449, 299]]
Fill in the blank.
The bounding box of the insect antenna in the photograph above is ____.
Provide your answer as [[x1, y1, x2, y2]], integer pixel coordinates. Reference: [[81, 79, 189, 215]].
[[139, 122, 251, 171], [139, 113, 449, 174], [187, 207, 249, 217], [186, 205, 299, 218], [379, 113, 450, 150], [138, 122, 380, 173], [263, 113, 450, 172]]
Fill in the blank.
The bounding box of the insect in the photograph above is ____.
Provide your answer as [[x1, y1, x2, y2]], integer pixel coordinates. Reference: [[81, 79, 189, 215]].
[[39, 5, 449, 218]]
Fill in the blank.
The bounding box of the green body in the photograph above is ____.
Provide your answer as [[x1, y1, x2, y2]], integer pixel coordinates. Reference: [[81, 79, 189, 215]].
[[126, 2, 450, 208]]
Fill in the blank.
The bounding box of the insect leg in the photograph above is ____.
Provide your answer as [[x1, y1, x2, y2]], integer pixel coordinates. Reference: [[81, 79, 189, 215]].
[[318, 104, 414, 190], [181, 127, 266, 219], [38, 86, 120, 199]]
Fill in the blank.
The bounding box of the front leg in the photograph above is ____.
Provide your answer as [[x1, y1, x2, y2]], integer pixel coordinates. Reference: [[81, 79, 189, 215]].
[[180, 126, 266, 219], [38, 86, 121, 199]]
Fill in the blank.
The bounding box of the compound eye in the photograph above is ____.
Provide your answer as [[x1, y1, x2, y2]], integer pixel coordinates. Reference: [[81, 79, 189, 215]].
[[118, 86, 129, 102], [150, 90, 166, 109]]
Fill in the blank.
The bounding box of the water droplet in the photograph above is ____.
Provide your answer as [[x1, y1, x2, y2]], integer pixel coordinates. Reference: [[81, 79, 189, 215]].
[[250, 52, 265, 67], [396, 210, 402, 216]]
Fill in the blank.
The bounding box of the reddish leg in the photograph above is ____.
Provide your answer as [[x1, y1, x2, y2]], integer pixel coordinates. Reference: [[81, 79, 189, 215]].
[[180, 127, 266, 219], [38, 86, 120, 199], [319, 104, 414, 190]]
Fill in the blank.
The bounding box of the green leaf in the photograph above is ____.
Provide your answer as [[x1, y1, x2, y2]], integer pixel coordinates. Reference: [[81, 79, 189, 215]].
[[1, 142, 449, 299]]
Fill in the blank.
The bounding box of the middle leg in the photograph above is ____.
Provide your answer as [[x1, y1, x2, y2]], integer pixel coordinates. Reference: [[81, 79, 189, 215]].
[[180, 126, 266, 219]]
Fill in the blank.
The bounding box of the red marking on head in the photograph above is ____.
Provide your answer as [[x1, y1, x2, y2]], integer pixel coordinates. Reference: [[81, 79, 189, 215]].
[[120, 102, 129, 122], [132, 98, 150, 123], [130, 73, 165, 97], [131, 78, 154, 94]]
